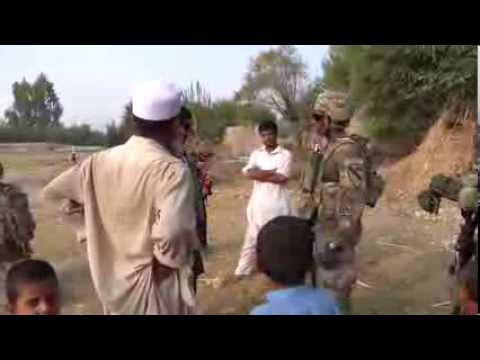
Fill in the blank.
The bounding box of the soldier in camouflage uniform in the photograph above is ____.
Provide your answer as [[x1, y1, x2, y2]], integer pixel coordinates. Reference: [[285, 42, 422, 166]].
[[0, 162, 36, 309], [418, 164, 478, 314], [295, 91, 384, 313], [179, 107, 206, 294]]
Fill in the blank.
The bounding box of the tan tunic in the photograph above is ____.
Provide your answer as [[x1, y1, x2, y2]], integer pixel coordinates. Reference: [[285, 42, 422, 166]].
[[42, 136, 199, 315]]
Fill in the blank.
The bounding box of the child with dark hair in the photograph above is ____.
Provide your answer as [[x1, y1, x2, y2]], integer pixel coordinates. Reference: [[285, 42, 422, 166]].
[[457, 257, 478, 315], [257, 120, 278, 135], [251, 216, 341, 315], [6, 259, 60, 315]]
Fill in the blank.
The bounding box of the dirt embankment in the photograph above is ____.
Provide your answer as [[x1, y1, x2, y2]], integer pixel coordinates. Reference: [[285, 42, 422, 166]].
[[384, 114, 476, 208]]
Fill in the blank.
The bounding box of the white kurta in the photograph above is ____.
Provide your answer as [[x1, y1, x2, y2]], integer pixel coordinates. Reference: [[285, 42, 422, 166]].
[[42, 136, 199, 315], [235, 146, 293, 276]]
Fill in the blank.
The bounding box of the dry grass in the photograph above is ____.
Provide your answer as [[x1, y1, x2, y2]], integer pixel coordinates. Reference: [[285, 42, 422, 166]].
[[1, 142, 460, 315]]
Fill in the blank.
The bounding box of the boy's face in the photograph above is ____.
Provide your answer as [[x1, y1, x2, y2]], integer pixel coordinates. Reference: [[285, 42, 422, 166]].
[[10, 280, 60, 315], [260, 129, 277, 149]]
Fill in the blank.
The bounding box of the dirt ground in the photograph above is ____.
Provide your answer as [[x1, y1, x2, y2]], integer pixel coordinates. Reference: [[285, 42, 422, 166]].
[[1, 149, 459, 315]]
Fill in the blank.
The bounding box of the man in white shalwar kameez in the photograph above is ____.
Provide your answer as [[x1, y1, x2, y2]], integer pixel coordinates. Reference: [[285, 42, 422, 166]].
[[234, 120, 293, 279], [42, 81, 199, 315]]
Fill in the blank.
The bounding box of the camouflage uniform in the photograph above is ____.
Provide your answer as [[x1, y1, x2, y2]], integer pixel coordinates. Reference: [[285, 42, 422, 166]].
[[184, 153, 206, 293], [418, 166, 478, 314], [0, 166, 36, 307], [299, 91, 370, 314]]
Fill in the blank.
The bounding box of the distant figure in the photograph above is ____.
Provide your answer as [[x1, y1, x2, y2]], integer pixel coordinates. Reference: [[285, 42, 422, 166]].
[[42, 81, 199, 315], [5, 259, 60, 315], [250, 216, 341, 315], [70, 147, 78, 164], [234, 120, 293, 280], [198, 153, 213, 206]]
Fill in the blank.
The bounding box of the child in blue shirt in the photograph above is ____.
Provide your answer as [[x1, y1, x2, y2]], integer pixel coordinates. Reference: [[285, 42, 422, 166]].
[[250, 216, 341, 315]]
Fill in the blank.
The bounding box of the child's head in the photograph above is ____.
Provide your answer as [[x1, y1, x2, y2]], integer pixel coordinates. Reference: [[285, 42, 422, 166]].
[[458, 257, 477, 315], [257, 216, 315, 287], [6, 259, 60, 315]]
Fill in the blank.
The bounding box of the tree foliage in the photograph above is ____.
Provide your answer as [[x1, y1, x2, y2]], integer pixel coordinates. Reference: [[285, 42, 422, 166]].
[[0, 122, 105, 145], [192, 100, 275, 141], [322, 45, 477, 139], [181, 81, 276, 142], [103, 101, 138, 147], [4, 73, 63, 128], [1, 73, 106, 146], [236, 45, 309, 123], [183, 81, 212, 108]]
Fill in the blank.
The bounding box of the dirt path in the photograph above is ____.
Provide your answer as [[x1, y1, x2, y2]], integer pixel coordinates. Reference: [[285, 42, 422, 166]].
[[1, 153, 459, 315], [197, 180, 457, 315]]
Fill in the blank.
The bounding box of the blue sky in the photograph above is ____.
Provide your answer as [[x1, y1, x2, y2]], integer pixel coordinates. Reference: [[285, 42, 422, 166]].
[[0, 45, 329, 130]]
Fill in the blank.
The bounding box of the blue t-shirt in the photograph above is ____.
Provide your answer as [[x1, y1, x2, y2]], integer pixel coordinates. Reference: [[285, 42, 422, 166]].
[[250, 286, 342, 315]]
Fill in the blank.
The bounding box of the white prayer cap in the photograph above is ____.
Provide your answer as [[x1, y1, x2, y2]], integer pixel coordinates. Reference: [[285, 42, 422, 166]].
[[131, 80, 183, 121]]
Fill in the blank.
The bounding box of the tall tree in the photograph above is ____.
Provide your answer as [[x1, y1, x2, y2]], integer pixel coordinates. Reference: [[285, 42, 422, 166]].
[[236, 45, 308, 123], [321, 45, 477, 139], [118, 101, 135, 141], [105, 120, 123, 147], [4, 73, 63, 128], [183, 81, 212, 108]]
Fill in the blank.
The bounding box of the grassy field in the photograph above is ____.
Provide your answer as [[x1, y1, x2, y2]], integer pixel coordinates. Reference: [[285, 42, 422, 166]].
[[1, 149, 457, 315]]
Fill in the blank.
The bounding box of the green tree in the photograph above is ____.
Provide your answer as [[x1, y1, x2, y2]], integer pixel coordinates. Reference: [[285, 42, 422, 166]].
[[4, 73, 63, 128], [183, 81, 212, 108], [111, 81, 276, 144], [105, 120, 123, 147], [321, 45, 477, 139], [236, 45, 309, 123], [118, 101, 135, 142], [193, 100, 275, 141]]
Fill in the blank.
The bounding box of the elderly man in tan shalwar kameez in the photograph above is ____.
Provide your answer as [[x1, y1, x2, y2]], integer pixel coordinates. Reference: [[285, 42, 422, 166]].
[[42, 81, 199, 315]]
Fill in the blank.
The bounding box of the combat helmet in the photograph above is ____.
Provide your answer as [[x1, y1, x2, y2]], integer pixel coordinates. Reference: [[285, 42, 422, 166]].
[[313, 90, 352, 124]]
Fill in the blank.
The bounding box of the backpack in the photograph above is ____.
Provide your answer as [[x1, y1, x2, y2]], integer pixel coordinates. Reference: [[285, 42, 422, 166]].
[[0, 182, 35, 261], [317, 135, 385, 208], [347, 135, 385, 208], [296, 135, 385, 221]]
